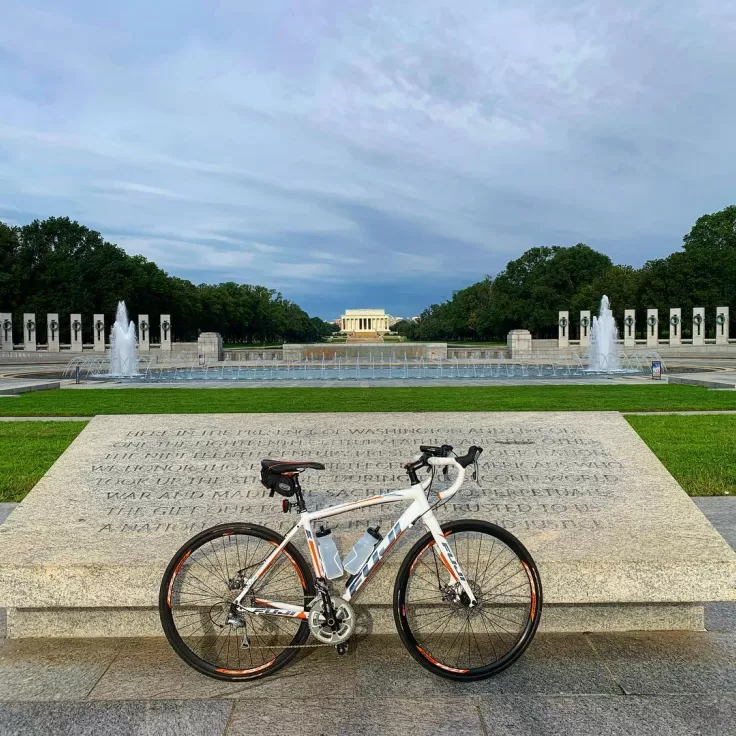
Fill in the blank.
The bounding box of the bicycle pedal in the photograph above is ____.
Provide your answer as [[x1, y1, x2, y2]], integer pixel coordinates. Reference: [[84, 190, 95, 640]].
[[335, 641, 350, 656]]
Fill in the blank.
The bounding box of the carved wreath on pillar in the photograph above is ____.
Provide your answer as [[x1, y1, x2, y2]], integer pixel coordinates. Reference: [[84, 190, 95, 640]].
[[693, 313, 703, 336], [580, 315, 589, 336], [72, 320, 81, 341], [670, 314, 680, 336], [26, 319, 35, 341], [161, 320, 170, 340], [95, 320, 104, 341], [646, 314, 658, 336], [716, 313, 726, 335], [49, 320, 58, 341], [624, 315, 634, 337], [3, 319, 12, 342], [558, 316, 568, 337], [140, 320, 148, 341]]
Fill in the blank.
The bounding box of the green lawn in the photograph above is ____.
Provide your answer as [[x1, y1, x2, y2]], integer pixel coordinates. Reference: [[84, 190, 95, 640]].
[[626, 414, 736, 496], [0, 421, 88, 502], [2, 384, 736, 417]]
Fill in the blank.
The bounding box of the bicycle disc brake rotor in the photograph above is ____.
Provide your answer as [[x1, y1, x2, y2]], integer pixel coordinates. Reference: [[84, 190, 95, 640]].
[[308, 597, 355, 644]]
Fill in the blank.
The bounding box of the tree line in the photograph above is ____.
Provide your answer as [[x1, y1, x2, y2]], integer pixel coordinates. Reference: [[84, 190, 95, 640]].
[[0, 217, 334, 344], [394, 205, 736, 341]]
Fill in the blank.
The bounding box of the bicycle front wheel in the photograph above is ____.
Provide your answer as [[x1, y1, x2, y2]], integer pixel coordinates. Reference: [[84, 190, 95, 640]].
[[394, 519, 542, 681], [159, 523, 315, 681]]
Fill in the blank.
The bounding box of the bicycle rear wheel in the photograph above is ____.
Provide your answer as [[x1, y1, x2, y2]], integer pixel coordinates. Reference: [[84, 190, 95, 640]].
[[159, 523, 315, 681], [394, 519, 542, 681]]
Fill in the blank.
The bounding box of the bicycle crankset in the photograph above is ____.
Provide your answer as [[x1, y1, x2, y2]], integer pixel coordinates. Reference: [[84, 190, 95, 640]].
[[307, 596, 355, 645]]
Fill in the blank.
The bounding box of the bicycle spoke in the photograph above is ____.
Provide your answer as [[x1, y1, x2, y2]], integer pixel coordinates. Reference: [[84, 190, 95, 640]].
[[401, 527, 538, 677], [164, 528, 310, 676]]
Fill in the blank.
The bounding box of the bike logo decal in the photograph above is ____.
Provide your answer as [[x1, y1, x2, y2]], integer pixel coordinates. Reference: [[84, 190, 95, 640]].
[[439, 540, 466, 583]]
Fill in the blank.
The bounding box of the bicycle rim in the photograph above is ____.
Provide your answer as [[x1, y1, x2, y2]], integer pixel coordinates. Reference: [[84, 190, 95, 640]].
[[159, 523, 314, 680], [394, 520, 542, 680]]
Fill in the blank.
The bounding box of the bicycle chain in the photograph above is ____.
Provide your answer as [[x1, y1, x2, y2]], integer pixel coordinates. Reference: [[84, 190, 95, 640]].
[[244, 640, 334, 650]]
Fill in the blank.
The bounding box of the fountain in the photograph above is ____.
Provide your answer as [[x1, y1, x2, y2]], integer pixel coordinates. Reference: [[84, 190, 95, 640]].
[[109, 301, 139, 376], [589, 295, 620, 372]]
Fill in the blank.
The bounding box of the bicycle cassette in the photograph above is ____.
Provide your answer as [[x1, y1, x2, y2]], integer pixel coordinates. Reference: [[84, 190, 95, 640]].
[[307, 596, 355, 645]]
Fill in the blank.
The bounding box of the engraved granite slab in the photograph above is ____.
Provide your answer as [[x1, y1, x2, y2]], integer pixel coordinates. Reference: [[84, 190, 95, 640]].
[[0, 412, 734, 633]]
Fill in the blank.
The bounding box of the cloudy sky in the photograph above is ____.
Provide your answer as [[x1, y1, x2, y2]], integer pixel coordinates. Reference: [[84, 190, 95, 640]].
[[1, 1, 735, 319]]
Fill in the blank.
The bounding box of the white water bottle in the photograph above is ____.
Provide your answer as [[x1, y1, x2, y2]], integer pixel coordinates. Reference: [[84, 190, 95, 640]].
[[343, 526, 383, 575], [316, 527, 344, 579]]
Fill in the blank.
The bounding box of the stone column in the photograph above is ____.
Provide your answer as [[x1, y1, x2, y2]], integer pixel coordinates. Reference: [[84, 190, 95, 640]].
[[669, 308, 682, 346], [23, 313, 37, 352], [93, 314, 106, 353], [0, 313, 12, 351], [579, 310, 591, 348], [646, 309, 659, 347], [160, 314, 172, 353], [47, 313, 60, 352], [507, 329, 532, 359], [692, 308, 705, 346], [138, 314, 150, 352], [716, 307, 730, 345], [558, 311, 569, 348], [70, 314, 83, 352], [623, 309, 636, 348], [198, 332, 223, 362]]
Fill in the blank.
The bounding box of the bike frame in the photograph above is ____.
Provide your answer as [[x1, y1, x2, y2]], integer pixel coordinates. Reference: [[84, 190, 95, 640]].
[[233, 458, 477, 618]]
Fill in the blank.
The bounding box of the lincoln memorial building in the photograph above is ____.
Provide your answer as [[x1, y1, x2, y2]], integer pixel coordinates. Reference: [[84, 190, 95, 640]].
[[339, 309, 391, 334]]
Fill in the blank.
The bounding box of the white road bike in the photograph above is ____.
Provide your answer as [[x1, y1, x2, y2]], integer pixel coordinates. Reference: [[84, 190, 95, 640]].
[[159, 444, 542, 681]]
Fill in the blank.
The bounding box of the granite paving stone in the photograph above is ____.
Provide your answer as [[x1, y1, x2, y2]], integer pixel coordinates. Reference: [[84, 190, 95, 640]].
[[226, 696, 484, 736], [0, 700, 234, 736], [0, 638, 122, 701], [586, 631, 736, 695], [476, 694, 736, 736], [695, 498, 736, 549], [0, 502, 17, 525], [87, 637, 357, 701], [354, 633, 619, 696], [705, 602, 736, 632]]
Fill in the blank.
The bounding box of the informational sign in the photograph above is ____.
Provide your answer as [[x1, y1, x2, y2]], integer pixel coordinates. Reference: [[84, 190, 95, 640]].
[[651, 360, 662, 380]]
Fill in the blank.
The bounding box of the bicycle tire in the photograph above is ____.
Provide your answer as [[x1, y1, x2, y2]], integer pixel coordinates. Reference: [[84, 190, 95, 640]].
[[159, 522, 315, 681], [393, 519, 542, 681]]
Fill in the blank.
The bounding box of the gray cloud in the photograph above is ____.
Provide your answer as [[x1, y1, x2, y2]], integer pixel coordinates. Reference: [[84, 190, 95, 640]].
[[1, 1, 736, 317]]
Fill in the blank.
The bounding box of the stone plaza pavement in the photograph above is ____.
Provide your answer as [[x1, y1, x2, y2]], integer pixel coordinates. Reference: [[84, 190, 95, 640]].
[[0, 498, 733, 735]]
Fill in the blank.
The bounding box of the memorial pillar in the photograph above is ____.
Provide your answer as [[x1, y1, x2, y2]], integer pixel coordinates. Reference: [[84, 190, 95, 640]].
[[716, 307, 730, 345], [579, 310, 591, 348], [623, 309, 636, 348], [160, 314, 172, 353], [93, 314, 106, 353], [669, 308, 681, 346], [138, 315, 150, 352], [70, 314, 83, 352], [23, 313, 37, 352], [558, 311, 569, 348], [646, 309, 659, 347], [692, 307, 705, 346], [47, 313, 60, 352], [0, 313, 12, 351]]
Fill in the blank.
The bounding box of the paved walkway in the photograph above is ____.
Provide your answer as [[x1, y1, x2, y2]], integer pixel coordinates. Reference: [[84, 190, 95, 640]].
[[0, 500, 733, 734]]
